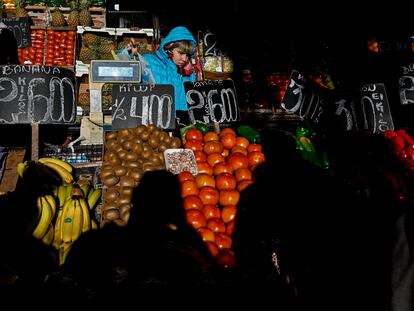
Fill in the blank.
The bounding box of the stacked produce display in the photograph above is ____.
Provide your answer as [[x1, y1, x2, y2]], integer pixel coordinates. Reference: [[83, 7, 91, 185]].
[[100, 125, 181, 227], [180, 126, 265, 268]]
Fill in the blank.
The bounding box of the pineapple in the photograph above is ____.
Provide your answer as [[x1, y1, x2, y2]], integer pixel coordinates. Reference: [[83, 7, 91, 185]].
[[51, 7, 66, 27], [67, 0, 79, 27], [79, 46, 98, 64], [81, 32, 99, 47], [78, 0, 92, 26], [14, 0, 28, 17]]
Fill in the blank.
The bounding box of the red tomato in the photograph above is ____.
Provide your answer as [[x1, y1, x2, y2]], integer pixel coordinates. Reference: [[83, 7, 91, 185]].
[[184, 139, 203, 152], [220, 127, 236, 137], [183, 195, 203, 210], [215, 232, 232, 249], [215, 249, 236, 269], [221, 205, 237, 223], [185, 128, 203, 142], [234, 167, 252, 183], [206, 217, 226, 233], [226, 220, 236, 236], [215, 173, 236, 190], [247, 143, 263, 153], [202, 204, 221, 219], [185, 209, 206, 229], [213, 162, 233, 176], [219, 189, 240, 206], [203, 141, 223, 155], [180, 180, 199, 198], [197, 162, 213, 175], [247, 151, 266, 168], [205, 241, 219, 257], [178, 171, 195, 183], [230, 146, 248, 156], [206, 152, 225, 168], [195, 173, 215, 188], [220, 133, 237, 150], [197, 226, 216, 242], [198, 186, 219, 205], [235, 136, 250, 149], [203, 131, 219, 143], [194, 151, 207, 163], [237, 179, 253, 192], [227, 153, 249, 170]]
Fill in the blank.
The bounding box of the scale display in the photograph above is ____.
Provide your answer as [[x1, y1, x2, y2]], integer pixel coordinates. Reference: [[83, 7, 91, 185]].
[[90, 60, 141, 83]]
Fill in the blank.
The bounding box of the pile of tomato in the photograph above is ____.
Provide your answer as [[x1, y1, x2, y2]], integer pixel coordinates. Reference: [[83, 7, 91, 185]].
[[18, 29, 76, 66], [179, 127, 265, 268]]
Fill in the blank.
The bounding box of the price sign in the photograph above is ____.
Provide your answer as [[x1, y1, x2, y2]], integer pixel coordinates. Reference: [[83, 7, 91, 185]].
[[184, 79, 240, 124], [112, 83, 175, 130]]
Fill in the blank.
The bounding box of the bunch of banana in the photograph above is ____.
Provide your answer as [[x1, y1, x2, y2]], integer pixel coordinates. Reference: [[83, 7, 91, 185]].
[[38, 157, 74, 184], [52, 183, 102, 265], [31, 194, 57, 243]]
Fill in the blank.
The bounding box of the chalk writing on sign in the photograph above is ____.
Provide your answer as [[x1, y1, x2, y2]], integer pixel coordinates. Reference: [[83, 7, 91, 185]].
[[185, 80, 240, 124], [0, 17, 31, 48], [399, 63, 414, 105], [0, 65, 76, 124], [359, 83, 394, 133], [281, 70, 326, 124], [112, 83, 175, 130]]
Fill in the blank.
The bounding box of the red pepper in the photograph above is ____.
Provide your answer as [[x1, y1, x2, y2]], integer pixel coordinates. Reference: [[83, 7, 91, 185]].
[[405, 146, 414, 162], [390, 135, 406, 155], [397, 129, 414, 146]]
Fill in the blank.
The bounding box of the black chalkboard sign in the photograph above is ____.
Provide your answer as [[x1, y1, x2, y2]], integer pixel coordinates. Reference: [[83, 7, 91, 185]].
[[0, 65, 77, 124], [399, 63, 414, 105], [184, 79, 240, 124], [358, 83, 394, 133], [112, 83, 175, 130], [281, 70, 333, 125], [0, 17, 31, 48]]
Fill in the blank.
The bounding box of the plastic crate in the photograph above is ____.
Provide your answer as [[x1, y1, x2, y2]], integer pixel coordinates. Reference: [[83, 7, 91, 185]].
[[42, 144, 103, 164]]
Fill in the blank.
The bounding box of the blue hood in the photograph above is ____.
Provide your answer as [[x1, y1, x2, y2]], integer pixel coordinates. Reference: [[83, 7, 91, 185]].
[[157, 26, 196, 61]]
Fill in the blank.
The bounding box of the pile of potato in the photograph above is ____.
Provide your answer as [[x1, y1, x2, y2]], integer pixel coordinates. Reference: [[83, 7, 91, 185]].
[[100, 124, 181, 226]]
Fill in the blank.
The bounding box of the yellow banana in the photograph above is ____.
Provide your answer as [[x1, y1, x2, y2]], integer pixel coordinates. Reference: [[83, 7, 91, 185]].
[[17, 161, 28, 178], [60, 198, 75, 243], [44, 194, 57, 218], [78, 198, 91, 233], [87, 187, 102, 210], [52, 207, 63, 250], [65, 183, 74, 200], [41, 161, 73, 184], [71, 199, 83, 243], [32, 197, 53, 240], [41, 224, 54, 246], [57, 185, 67, 208], [59, 242, 72, 266], [38, 157, 73, 174], [91, 219, 98, 230], [80, 183, 90, 198]]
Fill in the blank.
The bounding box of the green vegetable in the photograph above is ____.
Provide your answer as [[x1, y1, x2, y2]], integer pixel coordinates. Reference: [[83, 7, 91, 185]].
[[237, 125, 261, 143], [195, 123, 210, 135]]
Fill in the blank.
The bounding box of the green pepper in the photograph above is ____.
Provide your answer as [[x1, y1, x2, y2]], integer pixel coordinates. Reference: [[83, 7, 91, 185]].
[[195, 123, 210, 135], [237, 125, 261, 143], [296, 127, 310, 138]]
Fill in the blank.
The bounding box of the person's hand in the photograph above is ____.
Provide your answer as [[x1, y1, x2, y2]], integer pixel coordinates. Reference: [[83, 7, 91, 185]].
[[127, 38, 138, 56]]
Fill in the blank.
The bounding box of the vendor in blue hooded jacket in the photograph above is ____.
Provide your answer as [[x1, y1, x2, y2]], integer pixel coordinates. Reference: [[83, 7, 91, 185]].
[[118, 26, 196, 115]]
